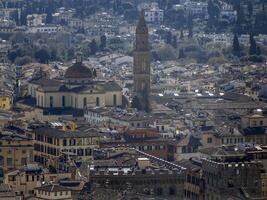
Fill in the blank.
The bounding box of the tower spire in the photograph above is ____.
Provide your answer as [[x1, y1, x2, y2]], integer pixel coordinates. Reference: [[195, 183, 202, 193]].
[[136, 9, 148, 34]]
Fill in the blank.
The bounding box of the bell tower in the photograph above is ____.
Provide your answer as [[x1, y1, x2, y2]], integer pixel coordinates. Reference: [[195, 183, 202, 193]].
[[133, 11, 151, 112]]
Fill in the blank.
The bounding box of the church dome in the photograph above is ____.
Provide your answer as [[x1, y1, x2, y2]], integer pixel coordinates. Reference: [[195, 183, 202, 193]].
[[65, 54, 93, 79]]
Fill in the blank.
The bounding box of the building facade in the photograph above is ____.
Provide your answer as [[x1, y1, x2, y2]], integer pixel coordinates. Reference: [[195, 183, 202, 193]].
[[0, 132, 33, 173], [33, 126, 100, 169]]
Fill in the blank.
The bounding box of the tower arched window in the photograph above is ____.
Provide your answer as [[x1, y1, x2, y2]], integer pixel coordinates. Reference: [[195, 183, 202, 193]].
[[62, 96, 65, 107], [49, 96, 53, 108], [83, 97, 87, 107], [113, 94, 117, 106], [96, 97, 100, 107]]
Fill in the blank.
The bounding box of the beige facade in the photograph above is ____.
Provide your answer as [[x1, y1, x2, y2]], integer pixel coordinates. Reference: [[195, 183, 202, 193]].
[[34, 127, 100, 168], [0, 133, 33, 173], [241, 113, 267, 129], [200, 132, 220, 149], [261, 173, 267, 198], [31, 81, 122, 109], [34, 185, 72, 200], [4, 165, 43, 197]]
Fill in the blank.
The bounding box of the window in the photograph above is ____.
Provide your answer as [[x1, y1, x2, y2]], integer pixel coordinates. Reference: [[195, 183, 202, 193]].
[[96, 97, 100, 107], [71, 96, 73, 106], [83, 97, 87, 107], [62, 96, 65, 107], [252, 120, 257, 126], [21, 158, 27, 166], [63, 139, 67, 146], [113, 94, 117, 106], [7, 158, 12, 167], [207, 137, 213, 144], [0, 156, 4, 166], [49, 96, 53, 108]]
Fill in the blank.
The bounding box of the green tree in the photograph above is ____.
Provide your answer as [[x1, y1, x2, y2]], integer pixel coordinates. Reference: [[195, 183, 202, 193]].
[[249, 34, 257, 55], [187, 14, 193, 38], [257, 46, 261, 55], [89, 39, 98, 55], [179, 48, 185, 59], [165, 31, 172, 45], [100, 35, 107, 50], [92, 68, 97, 77], [34, 47, 50, 63], [172, 35, 177, 48], [248, 0, 253, 17], [207, 0, 220, 28], [180, 29, 184, 39], [232, 34, 240, 56], [131, 96, 142, 110]]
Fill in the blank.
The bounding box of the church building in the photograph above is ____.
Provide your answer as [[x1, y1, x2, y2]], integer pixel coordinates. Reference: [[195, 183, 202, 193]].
[[28, 54, 122, 109]]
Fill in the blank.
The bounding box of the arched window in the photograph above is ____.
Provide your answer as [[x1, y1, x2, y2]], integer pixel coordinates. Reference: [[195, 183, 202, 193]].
[[96, 97, 100, 107], [169, 187, 176, 195], [41, 96, 43, 107], [156, 188, 163, 196], [49, 96, 53, 108], [113, 94, 117, 106], [83, 97, 87, 107], [0, 156, 4, 166], [62, 96, 65, 107]]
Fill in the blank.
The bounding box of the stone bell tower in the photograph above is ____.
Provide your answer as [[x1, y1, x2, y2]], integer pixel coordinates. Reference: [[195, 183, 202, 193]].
[[133, 11, 151, 112]]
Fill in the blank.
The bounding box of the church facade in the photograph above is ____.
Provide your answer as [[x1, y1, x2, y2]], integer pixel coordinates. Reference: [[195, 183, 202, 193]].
[[28, 55, 122, 109]]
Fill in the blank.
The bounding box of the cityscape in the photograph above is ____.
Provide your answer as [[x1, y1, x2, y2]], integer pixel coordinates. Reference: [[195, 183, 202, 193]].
[[0, 0, 267, 199]]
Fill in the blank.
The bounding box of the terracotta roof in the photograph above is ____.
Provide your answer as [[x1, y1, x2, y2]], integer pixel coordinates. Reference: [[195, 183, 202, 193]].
[[35, 126, 100, 138], [101, 81, 122, 91], [65, 62, 93, 79], [35, 184, 70, 192], [29, 77, 62, 87]]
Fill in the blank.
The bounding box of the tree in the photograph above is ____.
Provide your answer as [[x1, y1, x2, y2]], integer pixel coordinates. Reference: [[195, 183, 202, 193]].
[[257, 46, 261, 55], [165, 31, 172, 45], [172, 35, 177, 48], [89, 39, 98, 55], [187, 14, 193, 38], [131, 96, 142, 110], [156, 44, 177, 61], [92, 68, 97, 77], [207, 0, 220, 28], [249, 34, 257, 55], [100, 35, 107, 50], [14, 56, 33, 66], [232, 34, 240, 56], [248, 0, 253, 17], [180, 29, 184, 39], [34, 47, 50, 63], [179, 48, 185, 59]]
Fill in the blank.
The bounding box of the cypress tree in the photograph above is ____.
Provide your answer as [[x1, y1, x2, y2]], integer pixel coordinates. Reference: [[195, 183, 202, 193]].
[[249, 34, 257, 55], [233, 34, 240, 56]]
